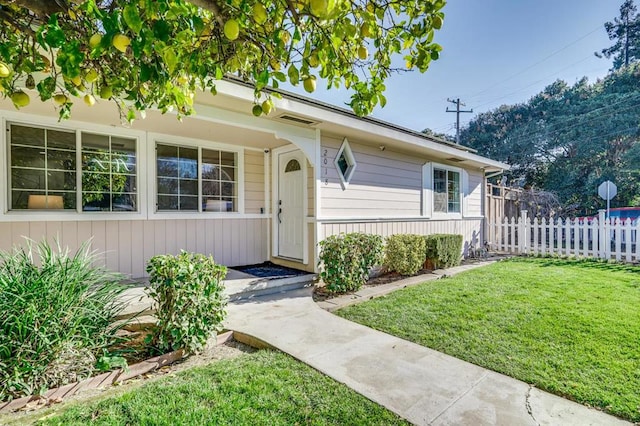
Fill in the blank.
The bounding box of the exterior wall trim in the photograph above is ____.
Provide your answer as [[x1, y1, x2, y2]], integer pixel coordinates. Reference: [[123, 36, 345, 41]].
[[310, 216, 484, 224]]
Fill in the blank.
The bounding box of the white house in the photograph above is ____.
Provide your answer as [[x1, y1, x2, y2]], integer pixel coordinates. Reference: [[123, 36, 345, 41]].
[[0, 78, 508, 276]]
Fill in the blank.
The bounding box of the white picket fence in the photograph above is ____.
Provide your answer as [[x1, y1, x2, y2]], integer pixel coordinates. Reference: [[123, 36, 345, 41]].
[[487, 210, 640, 263]]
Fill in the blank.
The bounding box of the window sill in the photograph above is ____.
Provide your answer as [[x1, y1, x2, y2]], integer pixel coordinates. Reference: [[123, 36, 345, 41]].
[[430, 212, 463, 220], [0, 210, 146, 222]]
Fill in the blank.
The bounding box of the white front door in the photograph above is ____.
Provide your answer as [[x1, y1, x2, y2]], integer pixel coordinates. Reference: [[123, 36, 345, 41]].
[[277, 150, 305, 260]]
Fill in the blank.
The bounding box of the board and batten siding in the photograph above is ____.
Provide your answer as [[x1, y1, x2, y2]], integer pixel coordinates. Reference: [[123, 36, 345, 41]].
[[320, 218, 483, 253], [0, 219, 269, 278], [320, 136, 423, 217]]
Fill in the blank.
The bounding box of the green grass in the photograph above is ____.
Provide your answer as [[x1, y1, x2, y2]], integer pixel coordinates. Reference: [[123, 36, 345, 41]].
[[40, 350, 407, 425], [336, 257, 640, 422]]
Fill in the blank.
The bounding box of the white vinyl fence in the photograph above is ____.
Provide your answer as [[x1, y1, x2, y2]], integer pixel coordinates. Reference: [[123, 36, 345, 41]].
[[487, 210, 639, 263]]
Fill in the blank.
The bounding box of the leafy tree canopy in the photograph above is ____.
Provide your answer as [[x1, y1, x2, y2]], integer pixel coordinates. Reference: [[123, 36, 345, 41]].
[[460, 65, 640, 214], [421, 127, 455, 143], [596, 0, 640, 70], [0, 0, 445, 121]]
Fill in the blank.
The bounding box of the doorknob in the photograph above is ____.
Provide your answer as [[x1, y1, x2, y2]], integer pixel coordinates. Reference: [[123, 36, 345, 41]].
[[278, 199, 282, 223]]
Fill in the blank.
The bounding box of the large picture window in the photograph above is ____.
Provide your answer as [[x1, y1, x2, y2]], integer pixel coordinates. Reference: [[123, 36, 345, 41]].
[[82, 133, 137, 211], [7, 123, 138, 212], [156, 143, 238, 212], [9, 124, 77, 210], [433, 168, 461, 213]]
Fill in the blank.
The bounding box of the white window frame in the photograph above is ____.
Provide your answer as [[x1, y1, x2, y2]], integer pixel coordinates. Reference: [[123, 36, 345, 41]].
[[334, 137, 356, 190], [422, 162, 464, 219], [148, 132, 244, 219], [1, 112, 146, 222]]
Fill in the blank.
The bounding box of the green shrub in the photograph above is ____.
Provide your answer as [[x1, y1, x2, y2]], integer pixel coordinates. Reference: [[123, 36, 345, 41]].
[[0, 240, 127, 402], [146, 251, 227, 355], [424, 234, 463, 269], [384, 234, 426, 276], [319, 233, 384, 294]]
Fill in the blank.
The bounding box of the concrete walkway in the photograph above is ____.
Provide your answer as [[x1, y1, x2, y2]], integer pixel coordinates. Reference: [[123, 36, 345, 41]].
[[225, 288, 629, 425]]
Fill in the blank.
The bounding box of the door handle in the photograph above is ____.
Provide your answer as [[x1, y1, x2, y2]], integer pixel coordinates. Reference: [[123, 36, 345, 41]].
[[278, 208, 282, 223]]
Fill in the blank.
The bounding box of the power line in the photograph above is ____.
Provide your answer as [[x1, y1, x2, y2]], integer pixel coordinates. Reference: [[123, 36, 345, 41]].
[[465, 25, 604, 101], [446, 98, 473, 144], [470, 55, 595, 111], [430, 86, 640, 139], [477, 96, 640, 149]]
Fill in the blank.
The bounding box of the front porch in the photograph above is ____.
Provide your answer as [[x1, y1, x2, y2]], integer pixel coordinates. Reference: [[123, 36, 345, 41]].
[[118, 265, 316, 321]]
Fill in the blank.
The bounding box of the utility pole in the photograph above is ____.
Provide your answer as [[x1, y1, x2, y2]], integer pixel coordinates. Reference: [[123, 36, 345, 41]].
[[446, 98, 473, 144]]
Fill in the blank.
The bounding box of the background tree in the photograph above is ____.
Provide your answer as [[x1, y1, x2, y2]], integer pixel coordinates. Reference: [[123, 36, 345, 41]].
[[421, 127, 456, 143], [460, 65, 640, 215], [596, 0, 640, 70], [0, 0, 445, 121]]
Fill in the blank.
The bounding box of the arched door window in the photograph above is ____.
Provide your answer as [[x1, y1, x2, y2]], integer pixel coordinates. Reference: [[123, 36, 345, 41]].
[[285, 159, 301, 172]]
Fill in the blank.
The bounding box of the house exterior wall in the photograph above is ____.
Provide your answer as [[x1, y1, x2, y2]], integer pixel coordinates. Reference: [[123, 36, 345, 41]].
[[317, 133, 486, 258], [0, 218, 268, 277], [320, 135, 423, 217], [244, 150, 266, 214], [0, 109, 272, 277], [320, 219, 483, 253]]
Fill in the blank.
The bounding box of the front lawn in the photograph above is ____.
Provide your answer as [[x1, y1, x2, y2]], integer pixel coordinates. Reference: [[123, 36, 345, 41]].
[[39, 350, 407, 425], [336, 257, 640, 422]]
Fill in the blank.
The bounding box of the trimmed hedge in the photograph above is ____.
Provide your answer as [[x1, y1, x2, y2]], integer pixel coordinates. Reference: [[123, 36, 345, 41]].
[[384, 234, 426, 276], [424, 234, 463, 269], [319, 233, 384, 294]]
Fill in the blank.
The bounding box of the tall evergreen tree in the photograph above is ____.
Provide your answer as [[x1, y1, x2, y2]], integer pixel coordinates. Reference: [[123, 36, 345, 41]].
[[596, 0, 640, 70]]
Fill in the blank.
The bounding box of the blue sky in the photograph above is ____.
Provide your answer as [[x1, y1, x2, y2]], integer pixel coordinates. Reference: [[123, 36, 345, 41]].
[[287, 0, 622, 136]]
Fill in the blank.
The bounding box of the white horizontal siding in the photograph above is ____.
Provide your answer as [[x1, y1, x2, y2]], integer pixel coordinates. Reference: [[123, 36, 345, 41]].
[[245, 150, 265, 214], [320, 136, 423, 217], [0, 218, 269, 278], [466, 169, 483, 217]]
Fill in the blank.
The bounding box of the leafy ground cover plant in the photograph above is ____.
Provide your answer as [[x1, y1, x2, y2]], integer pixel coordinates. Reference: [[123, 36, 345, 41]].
[[319, 233, 384, 293], [384, 234, 426, 275], [0, 240, 127, 401], [146, 251, 227, 354]]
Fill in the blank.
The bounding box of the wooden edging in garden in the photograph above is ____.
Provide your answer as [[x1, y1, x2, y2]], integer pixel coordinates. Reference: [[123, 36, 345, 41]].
[[0, 330, 234, 414]]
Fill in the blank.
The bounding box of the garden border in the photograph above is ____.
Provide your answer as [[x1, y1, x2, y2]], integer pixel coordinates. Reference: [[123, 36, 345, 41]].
[[0, 331, 234, 414], [316, 259, 500, 312]]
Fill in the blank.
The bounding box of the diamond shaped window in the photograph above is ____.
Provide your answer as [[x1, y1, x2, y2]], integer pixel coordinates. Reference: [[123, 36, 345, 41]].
[[334, 138, 356, 189]]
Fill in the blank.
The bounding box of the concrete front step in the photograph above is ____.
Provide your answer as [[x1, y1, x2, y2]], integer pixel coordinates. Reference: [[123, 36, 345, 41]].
[[116, 270, 316, 320], [225, 273, 316, 302]]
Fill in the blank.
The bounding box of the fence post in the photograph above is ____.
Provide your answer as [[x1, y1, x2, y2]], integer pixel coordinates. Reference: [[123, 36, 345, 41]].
[[598, 210, 608, 260], [520, 210, 528, 253]]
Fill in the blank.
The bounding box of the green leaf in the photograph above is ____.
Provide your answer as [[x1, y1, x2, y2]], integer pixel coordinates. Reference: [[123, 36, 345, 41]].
[[126, 108, 136, 123], [44, 15, 66, 48], [123, 5, 143, 34], [36, 77, 56, 101], [288, 64, 299, 85], [163, 48, 178, 74]]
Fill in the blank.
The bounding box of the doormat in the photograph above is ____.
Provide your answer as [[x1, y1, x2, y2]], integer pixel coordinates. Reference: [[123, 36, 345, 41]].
[[235, 262, 307, 278]]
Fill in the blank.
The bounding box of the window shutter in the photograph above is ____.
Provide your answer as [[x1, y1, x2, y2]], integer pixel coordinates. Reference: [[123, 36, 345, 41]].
[[422, 163, 432, 217]]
